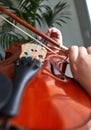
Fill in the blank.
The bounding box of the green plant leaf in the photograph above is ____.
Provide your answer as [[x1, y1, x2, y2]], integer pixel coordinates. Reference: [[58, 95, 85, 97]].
[[0, 0, 71, 49]]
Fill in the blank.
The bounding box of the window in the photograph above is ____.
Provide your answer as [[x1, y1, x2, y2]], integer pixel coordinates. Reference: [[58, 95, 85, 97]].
[[86, 0, 91, 21], [74, 0, 91, 47]]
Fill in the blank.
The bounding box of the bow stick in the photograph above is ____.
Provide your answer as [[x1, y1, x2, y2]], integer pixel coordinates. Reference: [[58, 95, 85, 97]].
[[0, 6, 68, 52]]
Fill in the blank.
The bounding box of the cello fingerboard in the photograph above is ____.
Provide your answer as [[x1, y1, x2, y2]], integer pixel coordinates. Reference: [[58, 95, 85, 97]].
[[20, 43, 47, 62]]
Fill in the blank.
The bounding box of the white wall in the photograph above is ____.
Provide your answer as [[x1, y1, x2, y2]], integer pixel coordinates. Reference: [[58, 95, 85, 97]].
[[48, 0, 84, 48]]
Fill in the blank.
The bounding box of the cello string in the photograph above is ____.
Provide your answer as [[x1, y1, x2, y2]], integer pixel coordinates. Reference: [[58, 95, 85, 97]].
[[0, 15, 64, 57], [0, 15, 69, 64], [0, 6, 68, 51]]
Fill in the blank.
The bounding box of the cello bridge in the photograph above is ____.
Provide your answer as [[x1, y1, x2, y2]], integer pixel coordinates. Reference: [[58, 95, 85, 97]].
[[20, 43, 47, 62]]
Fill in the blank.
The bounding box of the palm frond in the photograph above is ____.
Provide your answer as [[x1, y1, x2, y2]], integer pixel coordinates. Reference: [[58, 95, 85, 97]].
[[0, 0, 71, 49], [42, 1, 71, 27], [0, 31, 28, 49]]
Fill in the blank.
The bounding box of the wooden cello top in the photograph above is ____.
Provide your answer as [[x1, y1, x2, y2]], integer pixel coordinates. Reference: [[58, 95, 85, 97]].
[[0, 43, 90, 130]]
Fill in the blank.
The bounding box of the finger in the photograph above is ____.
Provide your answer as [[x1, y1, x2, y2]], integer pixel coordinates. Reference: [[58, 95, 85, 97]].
[[47, 27, 62, 38], [49, 27, 63, 45], [37, 36, 42, 40], [46, 28, 53, 36], [87, 46, 91, 54], [68, 45, 78, 63], [46, 27, 63, 46], [78, 46, 88, 57], [49, 27, 62, 38]]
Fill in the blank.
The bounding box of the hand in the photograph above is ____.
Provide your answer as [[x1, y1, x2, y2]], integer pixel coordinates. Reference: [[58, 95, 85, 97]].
[[68, 45, 91, 96], [46, 27, 63, 47]]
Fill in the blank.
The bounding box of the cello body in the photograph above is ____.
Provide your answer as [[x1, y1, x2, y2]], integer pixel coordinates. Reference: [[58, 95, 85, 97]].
[[0, 43, 91, 130]]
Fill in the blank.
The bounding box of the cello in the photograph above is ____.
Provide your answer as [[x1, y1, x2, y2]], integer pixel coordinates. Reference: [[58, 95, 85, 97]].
[[0, 6, 91, 130]]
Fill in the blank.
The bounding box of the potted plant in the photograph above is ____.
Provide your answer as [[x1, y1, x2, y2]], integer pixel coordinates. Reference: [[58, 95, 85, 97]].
[[0, 0, 71, 49]]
